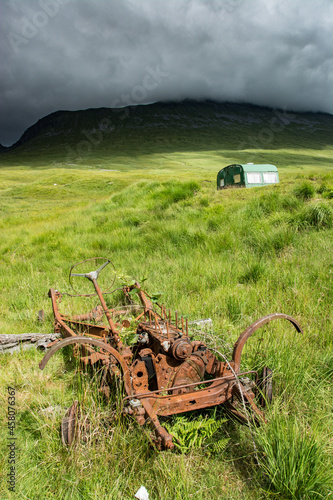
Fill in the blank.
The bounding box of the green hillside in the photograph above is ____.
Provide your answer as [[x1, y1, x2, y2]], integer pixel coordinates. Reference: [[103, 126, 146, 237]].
[[0, 101, 332, 500], [1, 100, 332, 172]]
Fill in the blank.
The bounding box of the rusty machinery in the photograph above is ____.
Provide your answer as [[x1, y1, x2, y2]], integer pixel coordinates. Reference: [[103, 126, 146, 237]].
[[39, 258, 303, 449]]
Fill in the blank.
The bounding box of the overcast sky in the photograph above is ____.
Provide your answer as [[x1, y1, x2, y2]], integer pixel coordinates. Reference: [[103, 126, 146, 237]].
[[1, 0, 332, 146]]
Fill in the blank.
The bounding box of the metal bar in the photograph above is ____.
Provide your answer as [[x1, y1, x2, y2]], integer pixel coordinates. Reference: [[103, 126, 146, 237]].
[[154, 313, 163, 334], [123, 370, 258, 401], [134, 311, 145, 322]]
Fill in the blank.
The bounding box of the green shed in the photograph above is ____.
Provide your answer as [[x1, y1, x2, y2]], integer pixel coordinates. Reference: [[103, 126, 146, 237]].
[[217, 164, 279, 190]]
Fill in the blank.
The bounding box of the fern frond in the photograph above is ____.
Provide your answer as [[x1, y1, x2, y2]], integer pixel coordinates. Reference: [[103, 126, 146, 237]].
[[164, 414, 229, 454]]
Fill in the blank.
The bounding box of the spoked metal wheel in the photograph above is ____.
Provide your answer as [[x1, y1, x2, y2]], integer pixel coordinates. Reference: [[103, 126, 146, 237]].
[[61, 400, 80, 446]]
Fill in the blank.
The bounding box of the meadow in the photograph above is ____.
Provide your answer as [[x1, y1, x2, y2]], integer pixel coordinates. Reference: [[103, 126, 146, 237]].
[[0, 103, 332, 499]]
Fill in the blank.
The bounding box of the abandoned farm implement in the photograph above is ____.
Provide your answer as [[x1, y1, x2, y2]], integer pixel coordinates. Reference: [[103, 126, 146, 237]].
[[39, 257, 303, 449]]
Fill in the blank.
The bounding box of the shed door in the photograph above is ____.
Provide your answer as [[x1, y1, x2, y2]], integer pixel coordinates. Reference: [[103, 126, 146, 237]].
[[226, 167, 235, 185]]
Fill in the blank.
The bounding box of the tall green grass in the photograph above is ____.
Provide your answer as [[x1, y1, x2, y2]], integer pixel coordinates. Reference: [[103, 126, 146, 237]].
[[256, 411, 332, 499], [0, 165, 332, 499]]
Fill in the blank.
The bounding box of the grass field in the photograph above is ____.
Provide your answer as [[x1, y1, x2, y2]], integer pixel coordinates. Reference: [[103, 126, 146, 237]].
[[0, 102, 332, 499]]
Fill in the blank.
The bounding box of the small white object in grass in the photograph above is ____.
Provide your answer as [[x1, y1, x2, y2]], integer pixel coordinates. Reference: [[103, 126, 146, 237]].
[[134, 485, 149, 500], [54, 183, 57, 186], [188, 318, 212, 327]]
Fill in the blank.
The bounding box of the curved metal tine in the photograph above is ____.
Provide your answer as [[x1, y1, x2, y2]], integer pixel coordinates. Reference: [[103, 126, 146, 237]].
[[95, 260, 110, 277]]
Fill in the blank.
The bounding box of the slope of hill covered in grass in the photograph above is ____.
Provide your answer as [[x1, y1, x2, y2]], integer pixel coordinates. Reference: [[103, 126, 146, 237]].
[[0, 101, 332, 499], [1, 100, 332, 172]]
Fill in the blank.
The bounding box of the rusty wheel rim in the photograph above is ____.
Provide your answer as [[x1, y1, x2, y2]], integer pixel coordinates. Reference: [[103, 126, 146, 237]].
[[61, 400, 80, 446]]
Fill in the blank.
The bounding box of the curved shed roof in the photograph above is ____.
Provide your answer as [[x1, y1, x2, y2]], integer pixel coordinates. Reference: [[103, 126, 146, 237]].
[[238, 164, 277, 172]]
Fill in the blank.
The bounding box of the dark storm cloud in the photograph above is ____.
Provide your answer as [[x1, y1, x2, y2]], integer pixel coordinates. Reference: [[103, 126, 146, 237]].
[[1, 0, 332, 146]]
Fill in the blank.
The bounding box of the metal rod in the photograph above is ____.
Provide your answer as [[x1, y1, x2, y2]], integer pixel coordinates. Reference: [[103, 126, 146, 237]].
[[175, 311, 178, 329], [91, 279, 122, 345], [154, 313, 163, 334], [123, 370, 258, 401], [186, 318, 188, 336], [134, 311, 145, 322]]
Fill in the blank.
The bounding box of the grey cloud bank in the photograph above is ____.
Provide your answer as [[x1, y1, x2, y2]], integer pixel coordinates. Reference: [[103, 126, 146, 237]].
[[1, 0, 332, 146]]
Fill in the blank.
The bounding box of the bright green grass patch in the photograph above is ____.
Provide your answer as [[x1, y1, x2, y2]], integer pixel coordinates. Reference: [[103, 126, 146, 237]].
[[0, 163, 332, 499], [256, 411, 332, 499]]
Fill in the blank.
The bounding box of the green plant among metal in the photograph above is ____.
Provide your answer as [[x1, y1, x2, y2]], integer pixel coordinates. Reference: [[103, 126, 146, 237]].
[[164, 414, 229, 455]]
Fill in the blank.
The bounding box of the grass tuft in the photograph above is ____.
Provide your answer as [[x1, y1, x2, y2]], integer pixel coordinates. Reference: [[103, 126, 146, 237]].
[[294, 181, 316, 200], [291, 201, 333, 230], [239, 261, 265, 284], [256, 413, 333, 499]]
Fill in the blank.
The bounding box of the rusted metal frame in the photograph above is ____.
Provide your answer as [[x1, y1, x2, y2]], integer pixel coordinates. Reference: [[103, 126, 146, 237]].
[[39, 336, 132, 397], [131, 282, 154, 312], [50, 279, 122, 348], [67, 321, 109, 337], [69, 312, 99, 322], [129, 284, 179, 337], [91, 278, 123, 346], [140, 399, 174, 449], [232, 313, 303, 371], [233, 386, 266, 423], [123, 370, 257, 402], [134, 311, 146, 322], [145, 380, 234, 417], [224, 385, 266, 425], [153, 313, 163, 334], [146, 379, 265, 420], [49, 289, 80, 339], [138, 322, 178, 338], [49, 286, 126, 361], [49, 288, 106, 360], [67, 306, 103, 323], [49, 289, 104, 341], [137, 377, 263, 445]]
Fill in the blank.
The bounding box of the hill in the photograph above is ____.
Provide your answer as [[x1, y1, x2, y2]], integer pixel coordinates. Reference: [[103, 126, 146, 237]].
[[1, 100, 332, 169]]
